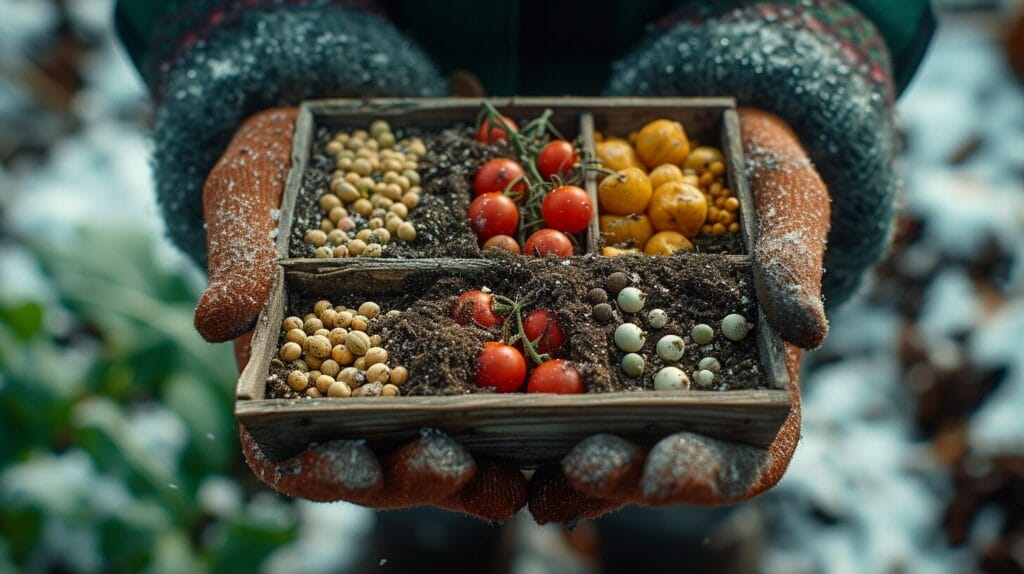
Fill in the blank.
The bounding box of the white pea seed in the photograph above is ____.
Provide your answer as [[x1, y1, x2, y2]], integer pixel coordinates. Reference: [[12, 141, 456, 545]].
[[287, 370, 309, 391], [617, 287, 646, 314], [390, 366, 409, 386], [285, 328, 307, 345], [698, 357, 721, 373], [332, 344, 354, 365], [381, 383, 400, 397], [346, 331, 371, 356], [647, 308, 669, 329], [358, 301, 381, 319], [305, 229, 327, 246], [621, 353, 646, 378], [364, 346, 388, 366], [348, 239, 367, 256], [613, 323, 646, 352], [656, 335, 686, 362], [320, 359, 341, 378], [693, 369, 715, 388], [282, 316, 303, 331], [280, 342, 302, 362], [721, 314, 751, 341], [306, 335, 332, 359], [654, 367, 690, 391], [366, 363, 391, 384], [328, 381, 352, 398], [691, 324, 715, 345]]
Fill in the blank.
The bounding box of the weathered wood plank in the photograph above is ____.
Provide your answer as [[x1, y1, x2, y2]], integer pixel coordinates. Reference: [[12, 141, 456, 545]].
[[237, 389, 791, 464], [236, 267, 285, 400]]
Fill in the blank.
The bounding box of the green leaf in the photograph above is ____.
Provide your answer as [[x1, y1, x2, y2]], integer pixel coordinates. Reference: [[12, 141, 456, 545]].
[[0, 302, 43, 341]]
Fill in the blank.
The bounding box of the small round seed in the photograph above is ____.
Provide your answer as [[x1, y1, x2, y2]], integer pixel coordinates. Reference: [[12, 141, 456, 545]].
[[346, 331, 371, 356], [358, 301, 380, 319], [397, 222, 417, 242], [617, 287, 646, 314], [721, 314, 751, 341], [698, 357, 721, 373], [328, 381, 352, 398], [656, 335, 686, 362], [332, 344, 355, 365], [285, 328, 307, 345], [287, 370, 309, 391], [306, 335, 332, 359], [647, 309, 669, 329], [365, 363, 391, 384], [621, 353, 646, 378], [614, 323, 645, 353], [691, 324, 715, 345], [282, 316, 303, 331], [280, 342, 302, 362], [390, 366, 409, 386], [693, 369, 715, 388], [654, 367, 690, 391], [364, 347, 388, 366]]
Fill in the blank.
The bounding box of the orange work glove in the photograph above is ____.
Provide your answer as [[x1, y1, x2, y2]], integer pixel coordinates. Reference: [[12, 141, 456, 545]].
[[528, 108, 830, 523], [195, 107, 527, 522]]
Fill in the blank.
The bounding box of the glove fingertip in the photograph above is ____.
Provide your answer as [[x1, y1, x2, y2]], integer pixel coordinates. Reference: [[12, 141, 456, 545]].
[[562, 434, 644, 500]]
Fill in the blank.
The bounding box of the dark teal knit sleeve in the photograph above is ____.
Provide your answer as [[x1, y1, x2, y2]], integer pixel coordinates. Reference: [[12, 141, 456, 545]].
[[121, 2, 445, 268], [607, 0, 903, 307]]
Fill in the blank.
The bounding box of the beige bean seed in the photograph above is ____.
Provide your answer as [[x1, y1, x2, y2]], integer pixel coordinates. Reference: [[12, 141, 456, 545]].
[[337, 217, 356, 232], [385, 218, 402, 235], [370, 208, 388, 220], [314, 300, 333, 315], [372, 228, 391, 244], [352, 157, 373, 176], [366, 363, 391, 384], [390, 366, 409, 386], [364, 346, 388, 366], [320, 309, 338, 328], [326, 229, 347, 245], [305, 355, 323, 370], [305, 229, 327, 246], [344, 172, 361, 184], [358, 301, 380, 319], [397, 222, 417, 242], [346, 331, 371, 356], [334, 310, 354, 328], [351, 315, 369, 331], [367, 217, 384, 230], [408, 139, 426, 157], [328, 206, 347, 223], [369, 334, 382, 347], [381, 384, 400, 397], [282, 316, 303, 331], [352, 382, 382, 397], [307, 335, 332, 359], [319, 219, 334, 232], [355, 228, 373, 242], [328, 381, 352, 398], [364, 243, 383, 257], [315, 374, 335, 393], [320, 193, 342, 212], [338, 367, 361, 385], [326, 141, 343, 155], [293, 359, 309, 372], [285, 328, 307, 345], [353, 198, 373, 217], [304, 313, 318, 321], [332, 344, 355, 365], [336, 157, 353, 170], [287, 370, 309, 391], [313, 246, 332, 258], [320, 359, 341, 378], [402, 169, 421, 186], [395, 176, 411, 191], [280, 342, 302, 362], [385, 309, 401, 318], [303, 317, 324, 334], [306, 387, 323, 398], [353, 356, 367, 371], [347, 239, 367, 256], [401, 193, 420, 209], [308, 370, 321, 382], [328, 328, 348, 346], [333, 245, 350, 258]]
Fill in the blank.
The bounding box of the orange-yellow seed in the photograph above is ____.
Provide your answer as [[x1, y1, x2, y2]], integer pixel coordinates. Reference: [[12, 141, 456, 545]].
[[724, 197, 739, 212], [712, 223, 726, 236], [728, 222, 740, 233], [699, 173, 714, 187], [701, 224, 713, 235], [709, 161, 725, 176]]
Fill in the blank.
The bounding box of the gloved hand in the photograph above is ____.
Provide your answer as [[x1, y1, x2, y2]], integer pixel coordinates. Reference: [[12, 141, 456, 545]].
[[528, 109, 827, 523], [527, 0, 908, 524], [202, 108, 527, 521]]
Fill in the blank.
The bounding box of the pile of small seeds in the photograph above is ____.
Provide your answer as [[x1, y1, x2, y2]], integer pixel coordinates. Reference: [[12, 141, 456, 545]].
[[303, 120, 424, 258], [683, 148, 742, 237], [594, 271, 753, 390], [277, 299, 409, 398]]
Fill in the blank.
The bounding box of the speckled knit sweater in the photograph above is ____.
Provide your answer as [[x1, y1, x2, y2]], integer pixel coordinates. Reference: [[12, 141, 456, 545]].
[[115, 0, 933, 306]]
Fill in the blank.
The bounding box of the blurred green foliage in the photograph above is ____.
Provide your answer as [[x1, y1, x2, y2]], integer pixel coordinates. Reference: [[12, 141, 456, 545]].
[[0, 227, 298, 572]]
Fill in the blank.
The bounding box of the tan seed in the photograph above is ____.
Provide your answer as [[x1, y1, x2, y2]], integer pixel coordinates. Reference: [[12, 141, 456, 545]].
[[305, 229, 327, 246], [390, 366, 409, 386], [285, 328, 307, 345], [328, 328, 348, 346], [351, 315, 369, 331], [334, 311, 354, 328], [364, 243, 383, 257], [352, 382, 382, 397], [397, 222, 417, 242], [287, 370, 309, 391], [282, 316, 303, 331], [305, 355, 323, 370], [307, 335, 332, 359], [353, 356, 367, 371], [347, 239, 367, 256], [306, 387, 323, 398], [381, 384, 400, 397], [303, 317, 324, 334], [346, 331, 371, 356], [366, 363, 391, 384], [320, 359, 341, 378], [320, 194, 342, 212], [332, 344, 355, 365], [328, 381, 352, 398], [280, 342, 302, 362], [364, 346, 388, 366]]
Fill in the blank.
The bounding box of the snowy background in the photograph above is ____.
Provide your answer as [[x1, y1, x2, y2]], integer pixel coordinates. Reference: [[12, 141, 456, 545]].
[[1, 1, 1022, 572]]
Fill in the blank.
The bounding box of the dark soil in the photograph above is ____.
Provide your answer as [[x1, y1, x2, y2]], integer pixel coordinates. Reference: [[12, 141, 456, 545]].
[[267, 253, 765, 398]]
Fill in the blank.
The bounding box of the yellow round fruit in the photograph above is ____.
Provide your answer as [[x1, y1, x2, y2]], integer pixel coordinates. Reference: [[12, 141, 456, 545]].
[[635, 119, 690, 168], [644, 231, 694, 255], [595, 138, 646, 172], [647, 182, 707, 237], [648, 164, 685, 192], [684, 146, 725, 172], [598, 168, 653, 215], [599, 214, 654, 249], [602, 246, 642, 256]]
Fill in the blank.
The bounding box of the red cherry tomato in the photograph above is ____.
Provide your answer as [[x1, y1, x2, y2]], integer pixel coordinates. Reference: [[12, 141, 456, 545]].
[[537, 140, 578, 179], [522, 309, 565, 355], [451, 290, 503, 328], [475, 342, 527, 392], [473, 158, 527, 199], [524, 229, 573, 257], [542, 185, 593, 234], [476, 115, 518, 144], [468, 192, 519, 242], [527, 359, 583, 394]]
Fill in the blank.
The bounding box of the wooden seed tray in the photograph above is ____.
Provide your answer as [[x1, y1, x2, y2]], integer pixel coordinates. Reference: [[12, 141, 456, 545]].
[[236, 98, 791, 467]]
